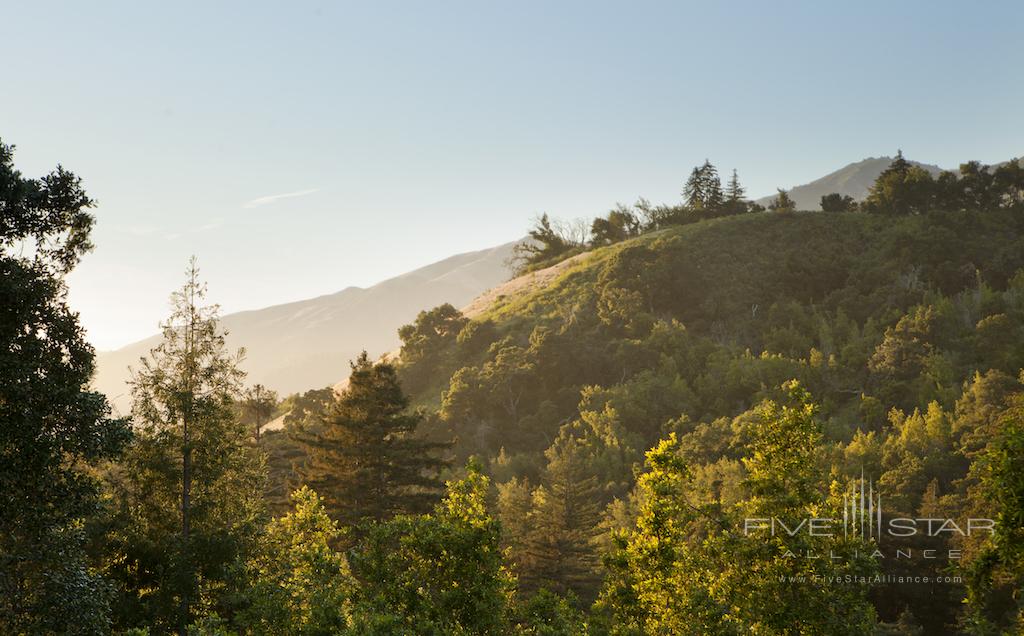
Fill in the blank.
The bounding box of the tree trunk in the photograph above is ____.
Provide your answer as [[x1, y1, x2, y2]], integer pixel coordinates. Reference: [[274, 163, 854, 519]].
[[180, 414, 191, 636]]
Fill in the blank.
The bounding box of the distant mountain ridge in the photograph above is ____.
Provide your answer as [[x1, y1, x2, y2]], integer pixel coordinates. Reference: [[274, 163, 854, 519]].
[[94, 241, 518, 412], [755, 156, 944, 210]]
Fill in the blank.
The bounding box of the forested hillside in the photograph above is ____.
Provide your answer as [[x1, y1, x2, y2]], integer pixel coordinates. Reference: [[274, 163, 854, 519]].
[[402, 155, 1024, 629], [5, 138, 1024, 634], [382, 207, 1024, 631]]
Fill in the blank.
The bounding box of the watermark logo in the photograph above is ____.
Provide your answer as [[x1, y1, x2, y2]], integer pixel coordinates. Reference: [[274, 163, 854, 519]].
[[742, 471, 995, 560], [842, 470, 882, 540]]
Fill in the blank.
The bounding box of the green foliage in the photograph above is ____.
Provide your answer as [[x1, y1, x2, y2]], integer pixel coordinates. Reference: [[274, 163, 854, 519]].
[[240, 384, 278, 444], [404, 200, 1024, 628], [518, 431, 602, 600], [599, 386, 878, 635], [513, 213, 587, 274], [821, 192, 857, 212], [101, 261, 266, 632], [862, 151, 936, 215], [0, 140, 131, 634], [768, 188, 796, 213], [514, 589, 587, 635], [297, 352, 449, 529], [590, 205, 641, 247], [964, 393, 1024, 633], [237, 486, 351, 635], [345, 462, 516, 634], [683, 160, 724, 214], [11, 141, 1024, 632], [863, 152, 1024, 216]]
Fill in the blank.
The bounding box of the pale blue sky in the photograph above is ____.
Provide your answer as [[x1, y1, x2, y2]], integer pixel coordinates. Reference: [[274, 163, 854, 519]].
[[4, 1, 1021, 349]]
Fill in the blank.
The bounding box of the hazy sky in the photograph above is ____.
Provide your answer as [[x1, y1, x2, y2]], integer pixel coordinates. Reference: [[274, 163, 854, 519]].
[[4, 1, 1022, 350]]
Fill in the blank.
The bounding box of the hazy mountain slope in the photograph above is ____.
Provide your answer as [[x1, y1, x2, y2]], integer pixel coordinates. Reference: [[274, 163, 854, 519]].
[[756, 156, 943, 210], [94, 241, 517, 411]]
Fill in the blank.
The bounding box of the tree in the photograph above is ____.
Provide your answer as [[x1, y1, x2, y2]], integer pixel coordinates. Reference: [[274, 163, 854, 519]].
[[722, 169, 748, 215], [241, 383, 278, 444], [520, 432, 602, 600], [398, 304, 468, 366], [590, 205, 641, 247], [862, 151, 935, 215], [0, 139, 131, 634], [598, 384, 878, 635], [297, 352, 448, 530], [512, 213, 585, 273], [345, 462, 516, 634], [683, 160, 724, 215], [596, 433, 710, 634], [725, 169, 745, 203], [397, 304, 469, 394], [820, 192, 856, 212], [768, 188, 796, 213], [237, 487, 352, 635], [110, 259, 265, 633], [964, 392, 1024, 633]]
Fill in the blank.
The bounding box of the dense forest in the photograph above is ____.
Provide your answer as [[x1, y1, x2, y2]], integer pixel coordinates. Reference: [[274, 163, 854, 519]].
[[3, 138, 1024, 635]]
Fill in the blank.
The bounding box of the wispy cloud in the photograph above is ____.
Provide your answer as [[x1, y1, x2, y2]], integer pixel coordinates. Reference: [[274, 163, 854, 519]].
[[242, 187, 320, 209], [196, 218, 225, 232]]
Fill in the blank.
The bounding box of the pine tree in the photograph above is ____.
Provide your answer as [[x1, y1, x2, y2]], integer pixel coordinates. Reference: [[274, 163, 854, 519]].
[[0, 140, 131, 634], [112, 259, 265, 634], [683, 160, 723, 215], [297, 352, 448, 529], [683, 166, 704, 209], [701, 160, 724, 210], [241, 383, 278, 444], [496, 476, 533, 569], [725, 168, 745, 202], [890, 148, 911, 174], [521, 432, 601, 600]]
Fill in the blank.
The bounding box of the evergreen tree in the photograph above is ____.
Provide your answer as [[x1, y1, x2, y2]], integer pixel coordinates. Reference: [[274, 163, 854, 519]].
[[722, 169, 749, 215], [725, 168, 745, 202], [683, 160, 724, 214], [496, 476, 534, 571], [683, 166, 703, 209], [241, 383, 278, 445], [0, 140, 131, 634], [701, 160, 724, 210], [107, 259, 265, 633], [521, 432, 601, 600], [297, 352, 448, 529]]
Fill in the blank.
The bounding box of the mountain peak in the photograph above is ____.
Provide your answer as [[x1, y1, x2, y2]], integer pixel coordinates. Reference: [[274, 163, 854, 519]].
[[755, 155, 944, 210]]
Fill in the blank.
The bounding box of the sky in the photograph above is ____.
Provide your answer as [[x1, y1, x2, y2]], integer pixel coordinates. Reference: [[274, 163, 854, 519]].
[[3, 1, 1022, 350]]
